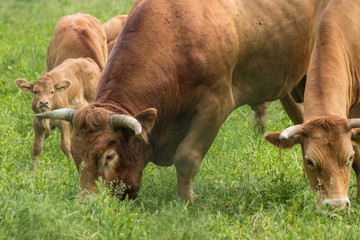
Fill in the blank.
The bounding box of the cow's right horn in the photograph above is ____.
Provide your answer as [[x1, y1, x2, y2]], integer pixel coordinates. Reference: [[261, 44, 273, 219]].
[[279, 124, 304, 140], [349, 119, 360, 129], [109, 114, 142, 135], [35, 108, 76, 123]]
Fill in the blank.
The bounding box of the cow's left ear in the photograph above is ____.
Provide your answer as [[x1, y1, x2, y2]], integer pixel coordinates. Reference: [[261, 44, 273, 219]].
[[15, 78, 33, 92], [135, 108, 157, 134], [264, 131, 302, 149], [351, 128, 360, 145], [54, 79, 72, 92]]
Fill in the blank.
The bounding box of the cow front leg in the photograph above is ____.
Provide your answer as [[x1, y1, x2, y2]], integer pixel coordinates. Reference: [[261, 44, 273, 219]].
[[31, 118, 49, 170], [174, 148, 202, 203], [174, 100, 226, 203], [352, 146, 360, 200], [58, 121, 72, 159]]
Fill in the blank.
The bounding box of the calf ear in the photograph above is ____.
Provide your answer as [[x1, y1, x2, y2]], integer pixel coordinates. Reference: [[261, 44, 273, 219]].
[[351, 128, 360, 146], [15, 78, 33, 92], [54, 79, 72, 92], [264, 131, 301, 149]]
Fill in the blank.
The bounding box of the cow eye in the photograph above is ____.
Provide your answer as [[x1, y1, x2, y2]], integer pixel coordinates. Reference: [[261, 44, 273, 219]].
[[106, 153, 115, 160], [51, 90, 54, 94], [33, 90, 37, 94], [105, 152, 115, 164], [305, 158, 316, 169], [346, 155, 354, 166]]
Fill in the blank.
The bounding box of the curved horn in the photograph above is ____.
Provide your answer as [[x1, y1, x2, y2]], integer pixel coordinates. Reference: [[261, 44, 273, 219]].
[[279, 124, 304, 140], [109, 114, 142, 135], [349, 119, 360, 129], [35, 108, 76, 123]]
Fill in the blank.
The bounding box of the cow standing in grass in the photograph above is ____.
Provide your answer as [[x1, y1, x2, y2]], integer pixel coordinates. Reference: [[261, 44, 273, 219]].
[[37, 0, 330, 202], [265, 0, 360, 208], [16, 13, 107, 168]]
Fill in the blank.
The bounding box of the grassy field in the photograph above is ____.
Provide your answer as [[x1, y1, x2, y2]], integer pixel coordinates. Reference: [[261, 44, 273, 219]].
[[1, 0, 360, 239]]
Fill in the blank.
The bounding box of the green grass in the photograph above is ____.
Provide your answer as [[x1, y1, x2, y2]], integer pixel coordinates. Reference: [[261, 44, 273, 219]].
[[1, 0, 360, 239]]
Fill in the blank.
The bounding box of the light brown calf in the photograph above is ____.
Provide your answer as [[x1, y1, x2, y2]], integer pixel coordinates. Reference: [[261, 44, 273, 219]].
[[15, 13, 107, 167], [16, 58, 100, 166]]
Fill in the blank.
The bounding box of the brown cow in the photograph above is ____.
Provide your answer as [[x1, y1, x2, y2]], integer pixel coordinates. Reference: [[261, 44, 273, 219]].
[[264, 0, 360, 208], [46, 13, 108, 71], [37, 0, 330, 202], [16, 58, 100, 167]]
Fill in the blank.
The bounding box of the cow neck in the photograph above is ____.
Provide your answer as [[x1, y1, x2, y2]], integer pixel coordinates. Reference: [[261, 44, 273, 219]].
[[304, 44, 359, 121], [90, 102, 133, 116]]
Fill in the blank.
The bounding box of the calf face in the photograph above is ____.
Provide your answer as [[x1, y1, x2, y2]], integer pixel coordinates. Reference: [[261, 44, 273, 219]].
[[15, 78, 71, 113], [264, 116, 360, 208]]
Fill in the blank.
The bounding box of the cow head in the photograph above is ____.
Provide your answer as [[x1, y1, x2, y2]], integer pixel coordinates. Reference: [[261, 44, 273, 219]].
[[36, 106, 157, 200], [264, 116, 360, 208], [15, 78, 72, 113]]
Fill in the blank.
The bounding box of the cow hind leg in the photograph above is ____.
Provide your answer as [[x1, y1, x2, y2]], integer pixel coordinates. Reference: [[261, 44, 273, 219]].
[[174, 100, 225, 203]]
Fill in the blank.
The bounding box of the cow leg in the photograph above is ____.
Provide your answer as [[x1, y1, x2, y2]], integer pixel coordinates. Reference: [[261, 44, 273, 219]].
[[280, 94, 304, 124], [174, 99, 225, 203], [58, 121, 72, 159], [352, 146, 360, 200], [31, 118, 50, 170]]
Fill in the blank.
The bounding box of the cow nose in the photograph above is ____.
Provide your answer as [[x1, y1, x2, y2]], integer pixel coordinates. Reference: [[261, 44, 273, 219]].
[[39, 100, 49, 106], [321, 198, 350, 209]]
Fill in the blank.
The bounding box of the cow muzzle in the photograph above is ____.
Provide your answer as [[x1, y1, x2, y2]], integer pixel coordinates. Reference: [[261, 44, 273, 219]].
[[37, 100, 50, 112], [321, 197, 350, 209]]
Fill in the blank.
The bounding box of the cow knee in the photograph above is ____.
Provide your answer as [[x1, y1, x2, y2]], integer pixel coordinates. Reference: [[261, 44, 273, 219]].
[[174, 149, 201, 177], [174, 149, 202, 202]]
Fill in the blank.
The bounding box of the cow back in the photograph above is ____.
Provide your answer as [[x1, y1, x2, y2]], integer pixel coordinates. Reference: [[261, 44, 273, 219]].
[[46, 13, 108, 72]]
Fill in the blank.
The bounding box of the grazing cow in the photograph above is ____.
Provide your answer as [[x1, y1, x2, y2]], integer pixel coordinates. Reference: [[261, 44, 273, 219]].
[[103, 15, 128, 44], [264, 0, 360, 208], [103, 15, 128, 55], [37, 0, 330, 202], [16, 58, 100, 167], [46, 13, 108, 71]]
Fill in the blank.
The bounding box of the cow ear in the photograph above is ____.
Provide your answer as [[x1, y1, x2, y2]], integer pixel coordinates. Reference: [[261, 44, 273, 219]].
[[15, 78, 33, 92], [351, 128, 360, 146], [264, 131, 301, 149], [54, 79, 72, 92], [135, 108, 157, 141]]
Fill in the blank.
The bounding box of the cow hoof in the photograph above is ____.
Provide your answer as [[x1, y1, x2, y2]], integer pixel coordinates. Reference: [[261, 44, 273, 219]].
[[30, 164, 37, 172], [177, 190, 195, 203]]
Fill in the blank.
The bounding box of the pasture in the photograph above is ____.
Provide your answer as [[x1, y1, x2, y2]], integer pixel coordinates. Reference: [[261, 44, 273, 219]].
[[1, 0, 360, 239]]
